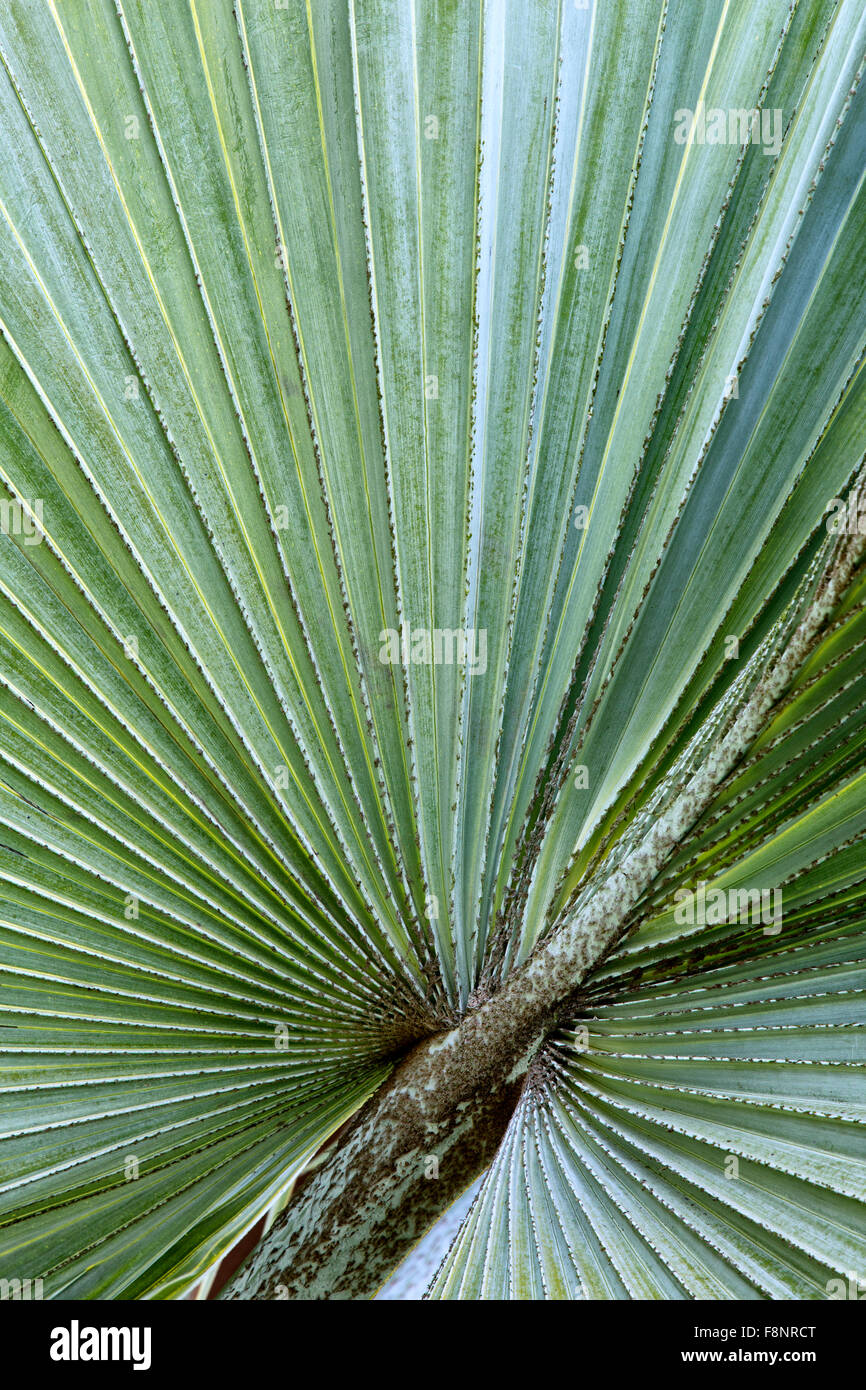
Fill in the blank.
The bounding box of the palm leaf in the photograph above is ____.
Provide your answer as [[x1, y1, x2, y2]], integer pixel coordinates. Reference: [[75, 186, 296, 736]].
[[0, 0, 864, 1300]]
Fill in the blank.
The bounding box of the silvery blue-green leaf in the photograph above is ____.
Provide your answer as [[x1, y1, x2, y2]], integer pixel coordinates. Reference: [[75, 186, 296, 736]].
[[0, 0, 864, 1300]]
